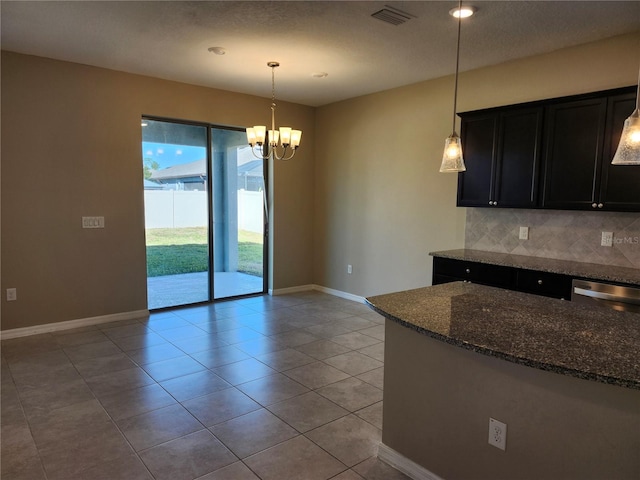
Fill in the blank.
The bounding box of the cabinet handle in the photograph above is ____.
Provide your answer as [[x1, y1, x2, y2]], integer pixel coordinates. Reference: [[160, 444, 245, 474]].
[[494, 201, 498, 206], [538, 279, 543, 285], [592, 203, 597, 208], [465, 268, 471, 274], [488, 201, 493, 205], [598, 203, 603, 209]]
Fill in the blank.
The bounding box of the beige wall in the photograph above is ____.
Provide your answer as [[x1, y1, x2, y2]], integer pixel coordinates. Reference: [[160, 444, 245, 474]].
[[383, 320, 640, 480], [313, 32, 640, 298], [1, 52, 315, 330], [2, 32, 639, 331]]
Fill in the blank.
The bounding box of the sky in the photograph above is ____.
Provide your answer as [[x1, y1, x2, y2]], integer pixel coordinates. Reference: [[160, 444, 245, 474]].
[[142, 142, 205, 169]]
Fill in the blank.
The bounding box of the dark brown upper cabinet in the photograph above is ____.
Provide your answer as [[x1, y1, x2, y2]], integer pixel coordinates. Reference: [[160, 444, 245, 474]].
[[541, 97, 608, 210], [457, 107, 543, 208], [598, 92, 640, 211], [457, 86, 639, 212]]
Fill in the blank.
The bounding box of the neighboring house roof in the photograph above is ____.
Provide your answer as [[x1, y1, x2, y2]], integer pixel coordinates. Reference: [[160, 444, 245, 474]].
[[150, 159, 206, 181], [150, 157, 264, 182], [143, 179, 164, 190], [238, 160, 264, 177]]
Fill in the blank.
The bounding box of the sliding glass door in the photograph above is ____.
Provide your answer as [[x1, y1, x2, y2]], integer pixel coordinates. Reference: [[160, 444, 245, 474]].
[[142, 119, 210, 309], [142, 118, 266, 309], [211, 128, 266, 299]]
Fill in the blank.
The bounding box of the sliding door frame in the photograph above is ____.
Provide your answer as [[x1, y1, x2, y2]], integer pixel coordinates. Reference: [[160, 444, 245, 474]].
[[142, 115, 268, 309]]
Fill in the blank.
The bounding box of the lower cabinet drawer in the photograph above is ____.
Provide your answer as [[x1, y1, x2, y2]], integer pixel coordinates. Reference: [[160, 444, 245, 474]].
[[481, 263, 514, 288], [433, 273, 461, 285], [433, 257, 479, 282], [515, 269, 572, 299], [433, 257, 514, 289]]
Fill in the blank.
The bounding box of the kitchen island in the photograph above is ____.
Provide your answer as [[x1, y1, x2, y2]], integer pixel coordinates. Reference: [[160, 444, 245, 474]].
[[366, 282, 640, 480]]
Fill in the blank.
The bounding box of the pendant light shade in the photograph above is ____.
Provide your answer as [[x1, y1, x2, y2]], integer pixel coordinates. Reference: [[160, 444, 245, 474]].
[[440, 133, 466, 172], [439, 0, 467, 173], [611, 108, 640, 165], [611, 63, 640, 166]]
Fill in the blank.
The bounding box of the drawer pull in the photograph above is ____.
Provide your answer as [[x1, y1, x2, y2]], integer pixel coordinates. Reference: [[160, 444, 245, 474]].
[[465, 268, 471, 274], [537, 279, 543, 285], [592, 203, 597, 208]]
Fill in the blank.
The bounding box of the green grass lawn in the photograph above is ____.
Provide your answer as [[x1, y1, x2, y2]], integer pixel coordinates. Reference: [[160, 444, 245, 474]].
[[146, 227, 263, 277]]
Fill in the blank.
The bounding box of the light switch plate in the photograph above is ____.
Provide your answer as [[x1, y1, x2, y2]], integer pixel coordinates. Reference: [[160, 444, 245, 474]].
[[6, 288, 17, 301], [82, 216, 105, 229], [601, 231, 613, 247], [519, 226, 529, 240]]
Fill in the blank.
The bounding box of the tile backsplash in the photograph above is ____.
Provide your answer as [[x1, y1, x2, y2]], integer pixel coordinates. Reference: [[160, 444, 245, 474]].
[[465, 208, 640, 269]]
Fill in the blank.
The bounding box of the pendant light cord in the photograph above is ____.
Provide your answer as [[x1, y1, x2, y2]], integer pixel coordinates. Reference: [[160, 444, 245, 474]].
[[635, 61, 640, 110], [452, 0, 463, 134]]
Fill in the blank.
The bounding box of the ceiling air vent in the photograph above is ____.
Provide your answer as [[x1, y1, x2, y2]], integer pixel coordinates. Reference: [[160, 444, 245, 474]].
[[371, 5, 415, 26]]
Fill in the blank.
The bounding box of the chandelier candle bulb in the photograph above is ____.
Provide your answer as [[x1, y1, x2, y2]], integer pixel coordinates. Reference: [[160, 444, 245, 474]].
[[246, 128, 257, 145], [269, 129, 280, 146], [279, 127, 292, 145], [253, 126, 266, 145], [290, 130, 302, 147]]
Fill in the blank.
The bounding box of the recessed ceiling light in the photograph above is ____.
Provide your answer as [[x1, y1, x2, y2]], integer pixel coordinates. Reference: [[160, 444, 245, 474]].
[[449, 6, 476, 18], [208, 46, 226, 55], [312, 72, 328, 78]]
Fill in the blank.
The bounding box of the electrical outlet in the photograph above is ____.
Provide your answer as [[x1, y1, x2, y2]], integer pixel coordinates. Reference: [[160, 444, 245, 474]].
[[6, 288, 17, 301], [347, 264, 353, 275], [82, 216, 105, 229], [519, 226, 529, 240], [488, 417, 507, 451], [601, 231, 613, 247]]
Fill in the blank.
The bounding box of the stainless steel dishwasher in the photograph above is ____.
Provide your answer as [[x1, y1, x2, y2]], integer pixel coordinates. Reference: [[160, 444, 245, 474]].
[[571, 279, 640, 313]]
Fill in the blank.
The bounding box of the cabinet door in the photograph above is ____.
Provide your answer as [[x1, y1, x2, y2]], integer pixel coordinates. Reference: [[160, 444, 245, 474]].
[[515, 269, 572, 300], [542, 98, 607, 210], [457, 114, 497, 207], [494, 107, 543, 208], [599, 92, 640, 211]]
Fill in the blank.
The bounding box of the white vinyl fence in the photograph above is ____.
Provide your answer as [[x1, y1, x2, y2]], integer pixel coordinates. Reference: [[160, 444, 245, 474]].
[[144, 190, 263, 234]]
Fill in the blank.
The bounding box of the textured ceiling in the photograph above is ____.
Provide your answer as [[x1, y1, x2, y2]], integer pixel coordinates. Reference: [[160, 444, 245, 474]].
[[2, 1, 639, 106]]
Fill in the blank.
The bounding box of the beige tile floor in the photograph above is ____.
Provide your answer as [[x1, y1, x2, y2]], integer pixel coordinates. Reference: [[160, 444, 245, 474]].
[[1, 291, 410, 480]]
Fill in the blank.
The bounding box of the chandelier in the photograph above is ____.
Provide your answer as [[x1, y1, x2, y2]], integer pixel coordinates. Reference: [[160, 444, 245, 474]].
[[246, 62, 302, 161]]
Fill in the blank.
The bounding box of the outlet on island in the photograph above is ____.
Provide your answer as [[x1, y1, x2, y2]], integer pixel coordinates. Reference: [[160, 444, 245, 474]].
[[488, 417, 507, 451], [6, 288, 17, 301]]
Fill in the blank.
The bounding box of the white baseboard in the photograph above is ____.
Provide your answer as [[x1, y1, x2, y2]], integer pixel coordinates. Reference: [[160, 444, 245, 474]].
[[269, 284, 315, 296], [311, 285, 366, 304], [270, 284, 365, 304], [1, 285, 364, 339], [0, 309, 149, 340], [377, 443, 445, 480]]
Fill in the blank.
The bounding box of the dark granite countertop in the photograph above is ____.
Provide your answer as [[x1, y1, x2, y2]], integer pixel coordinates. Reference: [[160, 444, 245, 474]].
[[366, 282, 640, 390], [430, 249, 640, 285]]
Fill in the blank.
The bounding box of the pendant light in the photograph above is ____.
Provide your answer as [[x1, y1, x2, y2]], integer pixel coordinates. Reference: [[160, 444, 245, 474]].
[[439, 0, 467, 173], [246, 62, 302, 161], [611, 63, 640, 165]]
